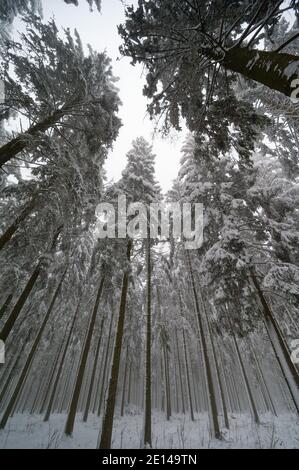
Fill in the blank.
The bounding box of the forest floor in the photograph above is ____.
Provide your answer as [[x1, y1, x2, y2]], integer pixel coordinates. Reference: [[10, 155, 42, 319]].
[[0, 411, 298, 449]]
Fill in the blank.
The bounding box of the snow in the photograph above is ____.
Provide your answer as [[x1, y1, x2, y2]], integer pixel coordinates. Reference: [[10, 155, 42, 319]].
[[0, 412, 298, 449]]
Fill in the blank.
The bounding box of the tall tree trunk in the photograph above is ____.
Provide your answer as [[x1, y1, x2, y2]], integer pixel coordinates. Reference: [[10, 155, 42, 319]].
[[0, 199, 36, 252], [250, 269, 299, 413], [127, 361, 132, 406], [0, 330, 31, 404], [120, 345, 129, 417], [182, 329, 194, 422], [99, 240, 132, 449], [175, 329, 185, 414], [206, 46, 299, 97], [0, 270, 66, 429], [0, 104, 72, 168], [0, 265, 40, 342], [226, 310, 260, 424], [97, 309, 115, 416], [65, 276, 105, 436], [83, 314, 106, 423], [163, 345, 171, 421], [44, 300, 81, 421], [0, 294, 13, 321], [0, 226, 63, 342], [39, 337, 66, 415], [250, 345, 277, 417], [203, 296, 230, 429], [186, 251, 221, 439], [144, 232, 152, 448]]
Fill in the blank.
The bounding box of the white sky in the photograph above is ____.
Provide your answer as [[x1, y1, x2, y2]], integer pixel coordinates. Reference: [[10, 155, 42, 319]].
[[36, 0, 186, 192]]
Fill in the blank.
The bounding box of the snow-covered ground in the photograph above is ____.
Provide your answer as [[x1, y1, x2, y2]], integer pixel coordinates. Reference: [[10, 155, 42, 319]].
[[0, 412, 298, 449]]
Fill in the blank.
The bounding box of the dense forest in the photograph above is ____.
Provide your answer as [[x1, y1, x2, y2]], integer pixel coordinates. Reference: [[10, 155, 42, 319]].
[[0, 0, 299, 449]]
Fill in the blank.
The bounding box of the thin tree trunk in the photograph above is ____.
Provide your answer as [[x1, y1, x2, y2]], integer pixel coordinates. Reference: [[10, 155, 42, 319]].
[[0, 104, 72, 168], [0, 330, 31, 404], [0, 294, 13, 321], [182, 329, 195, 422], [83, 314, 106, 423], [175, 329, 185, 414], [97, 309, 115, 416], [65, 276, 105, 436], [0, 226, 62, 342], [163, 345, 171, 421], [0, 199, 36, 252], [120, 345, 129, 417], [203, 299, 230, 429], [99, 240, 132, 449], [250, 269, 299, 413], [250, 342, 278, 417], [186, 251, 221, 438], [39, 337, 66, 415], [0, 270, 66, 429], [0, 265, 40, 342], [144, 231, 152, 448], [44, 300, 81, 421], [226, 313, 260, 424]]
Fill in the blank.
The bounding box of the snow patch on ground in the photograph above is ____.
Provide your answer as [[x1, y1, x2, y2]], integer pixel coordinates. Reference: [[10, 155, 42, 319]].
[[0, 412, 299, 449]]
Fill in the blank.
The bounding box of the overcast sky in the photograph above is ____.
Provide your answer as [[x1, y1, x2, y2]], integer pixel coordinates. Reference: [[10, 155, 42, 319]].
[[35, 0, 186, 192]]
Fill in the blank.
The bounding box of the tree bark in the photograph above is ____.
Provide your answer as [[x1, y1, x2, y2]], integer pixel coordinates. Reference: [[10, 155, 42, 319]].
[[144, 232, 152, 448], [65, 276, 105, 436], [0, 294, 13, 321], [120, 345, 129, 417], [0, 269, 66, 429], [0, 265, 40, 342], [250, 269, 299, 413], [97, 308, 115, 416], [182, 329, 194, 422], [0, 199, 36, 252], [99, 240, 132, 449], [83, 313, 106, 423], [0, 105, 71, 168], [213, 47, 299, 98], [186, 251, 221, 439]]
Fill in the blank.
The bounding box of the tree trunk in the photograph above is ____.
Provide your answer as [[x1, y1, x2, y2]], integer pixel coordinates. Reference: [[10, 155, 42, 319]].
[[175, 329, 185, 414], [0, 226, 63, 342], [120, 345, 129, 417], [0, 331, 31, 404], [39, 337, 66, 415], [44, 300, 81, 421], [226, 312, 260, 424], [144, 232, 152, 448], [0, 105, 70, 168], [186, 251, 221, 439], [0, 294, 13, 321], [0, 270, 66, 429], [97, 309, 115, 417], [65, 276, 105, 436], [98, 240, 132, 449], [83, 314, 106, 423], [203, 295, 229, 429], [0, 265, 40, 342], [0, 199, 36, 252], [182, 329, 194, 422], [250, 269, 299, 413], [163, 345, 171, 421], [210, 46, 299, 98]]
